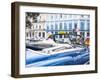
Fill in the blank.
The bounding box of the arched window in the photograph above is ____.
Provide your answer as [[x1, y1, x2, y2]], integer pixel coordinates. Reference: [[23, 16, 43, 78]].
[[60, 23, 62, 30], [51, 15, 53, 19], [39, 32, 41, 37], [43, 32, 45, 38], [64, 22, 67, 30], [74, 21, 77, 29], [30, 32, 31, 37], [51, 24, 53, 30], [55, 23, 58, 30], [26, 33, 28, 37], [87, 20, 90, 31], [69, 22, 72, 31], [80, 20, 85, 31], [60, 14, 62, 18], [32, 32, 34, 36], [46, 25, 49, 32], [47, 25, 49, 30]]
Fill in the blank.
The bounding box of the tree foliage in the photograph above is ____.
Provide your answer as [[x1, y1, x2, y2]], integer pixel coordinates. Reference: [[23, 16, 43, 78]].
[[26, 12, 39, 28]]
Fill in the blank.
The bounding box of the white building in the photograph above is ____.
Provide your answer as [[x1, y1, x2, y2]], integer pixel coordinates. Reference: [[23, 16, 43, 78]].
[[45, 14, 90, 40], [26, 14, 47, 41], [26, 13, 90, 41]]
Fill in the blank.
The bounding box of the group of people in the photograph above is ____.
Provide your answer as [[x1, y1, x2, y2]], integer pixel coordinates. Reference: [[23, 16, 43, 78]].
[[72, 26, 90, 46], [46, 25, 90, 49]]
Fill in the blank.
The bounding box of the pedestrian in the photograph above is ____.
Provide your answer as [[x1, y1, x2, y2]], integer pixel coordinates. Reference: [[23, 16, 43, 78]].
[[85, 32, 90, 52], [73, 25, 80, 36], [72, 25, 80, 45]]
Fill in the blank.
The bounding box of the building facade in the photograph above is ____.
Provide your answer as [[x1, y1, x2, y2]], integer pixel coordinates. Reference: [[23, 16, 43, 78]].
[[26, 13, 90, 41], [45, 14, 90, 40], [26, 14, 47, 41]]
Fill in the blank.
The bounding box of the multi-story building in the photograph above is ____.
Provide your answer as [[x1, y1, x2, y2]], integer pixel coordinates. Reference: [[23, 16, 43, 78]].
[[26, 13, 90, 41], [26, 14, 47, 41], [45, 14, 90, 40]]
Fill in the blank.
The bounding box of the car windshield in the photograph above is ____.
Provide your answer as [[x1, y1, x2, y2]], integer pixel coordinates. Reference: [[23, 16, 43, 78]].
[[54, 34, 71, 44]]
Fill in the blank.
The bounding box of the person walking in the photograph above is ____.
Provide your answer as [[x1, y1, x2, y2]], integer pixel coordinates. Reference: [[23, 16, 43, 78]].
[[72, 25, 80, 45], [85, 32, 90, 52]]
